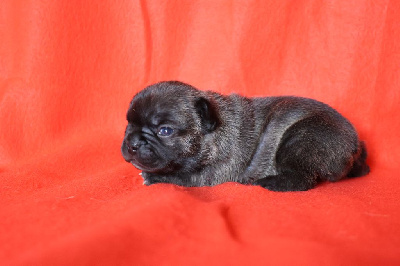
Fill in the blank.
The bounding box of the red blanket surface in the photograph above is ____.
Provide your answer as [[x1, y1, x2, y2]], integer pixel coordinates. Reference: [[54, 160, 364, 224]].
[[1, 1, 400, 265]]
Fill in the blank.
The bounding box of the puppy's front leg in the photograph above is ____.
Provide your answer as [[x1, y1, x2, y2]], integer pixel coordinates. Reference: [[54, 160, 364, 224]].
[[141, 172, 190, 187], [141, 172, 166, 185]]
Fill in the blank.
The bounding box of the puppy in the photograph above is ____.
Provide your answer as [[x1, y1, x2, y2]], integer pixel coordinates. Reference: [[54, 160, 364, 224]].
[[121, 81, 369, 191]]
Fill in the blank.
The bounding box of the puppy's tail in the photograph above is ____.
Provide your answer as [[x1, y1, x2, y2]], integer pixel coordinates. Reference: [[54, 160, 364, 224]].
[[347, 141, 370, 177]]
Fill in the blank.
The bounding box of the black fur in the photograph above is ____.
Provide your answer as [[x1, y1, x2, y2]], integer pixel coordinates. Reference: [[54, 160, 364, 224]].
[[195, 97, 220, 133], [121, 81, 369, 191]]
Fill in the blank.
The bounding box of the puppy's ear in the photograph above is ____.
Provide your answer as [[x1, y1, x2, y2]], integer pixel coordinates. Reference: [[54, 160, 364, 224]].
[[195, 97, 220, 133]]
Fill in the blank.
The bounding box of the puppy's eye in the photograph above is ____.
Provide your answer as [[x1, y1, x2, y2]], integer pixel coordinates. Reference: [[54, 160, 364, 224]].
[[158, 126, 174, 137]]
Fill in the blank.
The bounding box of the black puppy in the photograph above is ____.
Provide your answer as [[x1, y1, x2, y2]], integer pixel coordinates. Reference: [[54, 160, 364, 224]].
[[121, 81, 369, 191]]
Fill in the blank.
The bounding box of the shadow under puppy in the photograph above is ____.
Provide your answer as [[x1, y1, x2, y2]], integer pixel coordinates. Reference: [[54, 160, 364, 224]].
[[121, 81, 369, 191]]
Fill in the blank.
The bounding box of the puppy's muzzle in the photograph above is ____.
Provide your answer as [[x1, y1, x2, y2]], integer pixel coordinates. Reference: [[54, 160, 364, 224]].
[[125, 135, 147, 155]]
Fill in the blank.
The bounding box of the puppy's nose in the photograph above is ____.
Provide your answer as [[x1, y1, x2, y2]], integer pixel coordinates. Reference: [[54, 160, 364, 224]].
[[126, 136, 147, 155], [126, 142, 137, 155]]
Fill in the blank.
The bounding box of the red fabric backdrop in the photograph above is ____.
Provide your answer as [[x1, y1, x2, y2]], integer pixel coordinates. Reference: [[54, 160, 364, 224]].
[[1, 1, 400, 265]]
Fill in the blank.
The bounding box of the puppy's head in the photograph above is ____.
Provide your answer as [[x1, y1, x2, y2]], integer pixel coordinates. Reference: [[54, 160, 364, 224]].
[[121, 81, 219, 174]]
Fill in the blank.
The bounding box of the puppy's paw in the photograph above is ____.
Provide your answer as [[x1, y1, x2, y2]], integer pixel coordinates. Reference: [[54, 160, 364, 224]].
[[139, 172, 149, 185], [141, 172, 153, 186], [254, 174, 315, 192]]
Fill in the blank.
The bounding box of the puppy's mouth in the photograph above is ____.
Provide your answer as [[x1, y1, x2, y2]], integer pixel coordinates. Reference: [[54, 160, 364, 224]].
[[129, 159, 155, 172], [122, 138, 175, 174], [123, 147, 169, 173], [129, 158, 172, 174]]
